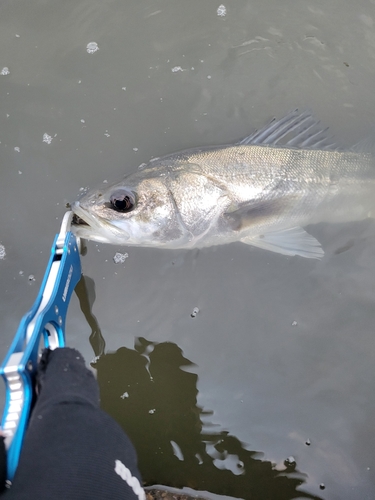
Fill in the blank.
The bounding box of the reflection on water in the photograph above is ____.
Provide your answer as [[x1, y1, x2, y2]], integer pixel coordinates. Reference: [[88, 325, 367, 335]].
[[94, 338, 321, 500], [77, 273, 321, 499]]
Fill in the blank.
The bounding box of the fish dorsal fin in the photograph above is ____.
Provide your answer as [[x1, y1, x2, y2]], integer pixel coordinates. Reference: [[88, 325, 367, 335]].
[[238, 109, 339, 150], [351, 135, 375, 155], [240, 226, 324, 259]]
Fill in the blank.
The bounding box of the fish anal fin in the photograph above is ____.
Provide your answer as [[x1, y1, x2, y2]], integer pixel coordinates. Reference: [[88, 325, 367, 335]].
[[241, 226, 324, 259]]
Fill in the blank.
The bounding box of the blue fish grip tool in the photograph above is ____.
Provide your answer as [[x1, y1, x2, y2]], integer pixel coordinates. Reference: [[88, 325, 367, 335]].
[[0, 211, 82, 482]]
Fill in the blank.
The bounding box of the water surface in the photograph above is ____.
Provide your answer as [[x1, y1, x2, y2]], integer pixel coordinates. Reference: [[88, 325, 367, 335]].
[[1, 1, 375, 498]]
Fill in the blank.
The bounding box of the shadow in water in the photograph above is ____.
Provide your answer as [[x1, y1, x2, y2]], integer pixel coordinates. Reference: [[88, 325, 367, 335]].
[[77, 275, 321, 499], [75, 274, 106, 357], [93, 340, 321, 500]]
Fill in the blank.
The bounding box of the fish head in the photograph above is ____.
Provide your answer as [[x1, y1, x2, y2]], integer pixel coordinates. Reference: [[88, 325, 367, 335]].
[[71, 169, 187, 247]]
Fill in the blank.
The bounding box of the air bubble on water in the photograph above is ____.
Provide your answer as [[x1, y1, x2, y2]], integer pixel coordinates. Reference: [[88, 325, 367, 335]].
[[133, 147, 138, 152], [6, 114, 10, 118], [191, 307, 200, 318], [120, 392, 129, 399], [122, 86, 126, 90], [1, 67, 10, 76], [18, 171, 22, 174], [113, 252, 128, 264], [19, 270, 24, 275], [86, 42, 99, 54], [80, 119, 85, 123], [103, 179, 108, 183], [104, 131, 110, 137], [217, 4, 227, 16], [78, 80, 82, 84], [207, 75, 212, 79], [14, 147, 20, 152], [0, 245, 6, 260], [43, 133, 52, 144], [28, 274, 35, 282], [149, 409, 156, 414], [284, 456, 296, 466], [291, 320, 297, 326], [15, 34, 20, 38], [171, 66, 184, 72]]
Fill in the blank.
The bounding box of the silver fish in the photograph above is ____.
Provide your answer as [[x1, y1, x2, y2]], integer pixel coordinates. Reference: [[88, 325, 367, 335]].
[[71, 110, 375, 259]]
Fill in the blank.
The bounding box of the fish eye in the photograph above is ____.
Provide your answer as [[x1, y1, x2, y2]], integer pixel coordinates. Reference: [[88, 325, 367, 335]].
[[109, 189, 136, 212]]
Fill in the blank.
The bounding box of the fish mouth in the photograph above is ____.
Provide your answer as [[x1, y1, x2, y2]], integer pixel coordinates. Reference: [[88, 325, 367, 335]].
[[72, 213, 89, 227], [71, 201, 129, 243]]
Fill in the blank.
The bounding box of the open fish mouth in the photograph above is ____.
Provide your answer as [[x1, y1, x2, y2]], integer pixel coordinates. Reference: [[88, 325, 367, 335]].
[[71, 202, 100, 230], [70, 201, 129, 243], [72, 213, 89, 226]]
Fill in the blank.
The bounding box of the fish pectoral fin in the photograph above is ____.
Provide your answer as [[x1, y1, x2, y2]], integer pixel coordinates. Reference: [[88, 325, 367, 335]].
[[240, 226, 324, 259]]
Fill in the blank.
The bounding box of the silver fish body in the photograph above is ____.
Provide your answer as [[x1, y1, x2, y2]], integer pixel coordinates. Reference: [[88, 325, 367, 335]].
[[72, 111, 375, 259]]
